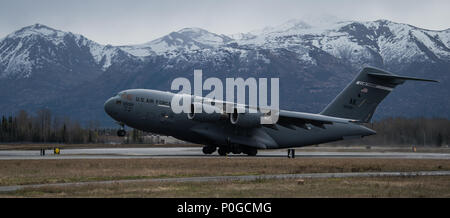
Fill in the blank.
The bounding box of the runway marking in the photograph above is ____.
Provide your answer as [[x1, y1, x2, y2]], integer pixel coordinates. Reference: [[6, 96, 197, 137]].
[[1, 171, 449, 193]]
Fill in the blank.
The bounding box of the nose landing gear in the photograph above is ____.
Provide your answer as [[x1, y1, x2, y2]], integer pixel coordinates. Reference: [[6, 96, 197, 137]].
[[117, 123, 126, 137], [117, 129, 126, 137]]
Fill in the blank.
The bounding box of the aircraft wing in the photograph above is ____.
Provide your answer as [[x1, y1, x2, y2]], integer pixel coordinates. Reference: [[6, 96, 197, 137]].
[[197, 96, 355, 129], [273, 110, 354, 130]]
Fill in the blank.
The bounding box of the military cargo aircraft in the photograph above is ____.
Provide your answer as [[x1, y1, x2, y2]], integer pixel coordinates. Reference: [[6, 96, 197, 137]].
[[104, 67, 437, 156]]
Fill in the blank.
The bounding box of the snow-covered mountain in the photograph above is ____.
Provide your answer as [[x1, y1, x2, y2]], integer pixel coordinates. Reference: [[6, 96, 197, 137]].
[[120, 27, 233, 57], [0, 20, 448, 125], [3, 20, 448, 79], [0, 24, 134, 80], [122, 19, 450, 67]]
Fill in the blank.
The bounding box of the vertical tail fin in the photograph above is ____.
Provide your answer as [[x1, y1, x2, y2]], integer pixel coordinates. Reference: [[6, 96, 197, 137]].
[[320, 67, 438, 122]]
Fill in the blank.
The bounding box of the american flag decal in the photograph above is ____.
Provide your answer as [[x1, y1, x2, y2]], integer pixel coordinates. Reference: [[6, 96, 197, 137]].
[[127, 94, 133, 100]]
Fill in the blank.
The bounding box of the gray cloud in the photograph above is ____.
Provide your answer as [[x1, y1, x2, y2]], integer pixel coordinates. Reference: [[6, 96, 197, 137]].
[[1, 0, 449, 45]]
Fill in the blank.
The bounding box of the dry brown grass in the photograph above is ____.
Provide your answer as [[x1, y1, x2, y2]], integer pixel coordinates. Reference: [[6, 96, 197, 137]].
[[3, 176, 450, 198], [0, 158, 449, 186]]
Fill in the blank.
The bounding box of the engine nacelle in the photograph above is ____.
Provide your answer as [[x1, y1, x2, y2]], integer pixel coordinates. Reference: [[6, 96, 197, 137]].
[[230, 107, 262, 128], [187, 102, 225, 122]]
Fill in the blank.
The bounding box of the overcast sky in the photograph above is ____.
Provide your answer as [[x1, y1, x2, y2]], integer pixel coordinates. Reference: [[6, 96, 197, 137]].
[[1, 0, 449, 45]]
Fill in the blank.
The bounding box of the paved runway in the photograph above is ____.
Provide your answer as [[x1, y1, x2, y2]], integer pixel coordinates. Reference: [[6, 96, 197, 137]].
[[0, 147, 449, 160]]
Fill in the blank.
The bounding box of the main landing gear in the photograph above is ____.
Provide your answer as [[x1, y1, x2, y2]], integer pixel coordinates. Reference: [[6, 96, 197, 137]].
[[117, 123, 126, 137], [243, 147, 257, 156], [202, 145, 217, 154], [202, 145, 257, 156]]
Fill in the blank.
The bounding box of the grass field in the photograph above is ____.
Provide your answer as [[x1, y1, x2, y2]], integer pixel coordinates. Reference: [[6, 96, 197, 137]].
[[0, 157, 449, 197], [0, 158, 449, 186], [2, 176, 450, 198]]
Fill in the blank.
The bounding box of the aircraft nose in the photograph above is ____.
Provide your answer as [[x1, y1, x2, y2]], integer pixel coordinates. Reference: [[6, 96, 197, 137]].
[[104, 97, 115, 117]]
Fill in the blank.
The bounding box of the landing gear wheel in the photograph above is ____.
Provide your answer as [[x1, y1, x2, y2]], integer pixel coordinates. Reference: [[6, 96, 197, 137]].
[[244, 148, 257, 156], [202, 145, 216, 155], [231, 146, 242, 154], [218, 148, 228, 156], [116, 122, 126, 137], [117, 129, 126, 137]]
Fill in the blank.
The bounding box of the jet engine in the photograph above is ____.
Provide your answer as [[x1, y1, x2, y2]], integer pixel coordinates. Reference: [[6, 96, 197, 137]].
[[229, 107, 262, 128], [187, 102, 225, 122]]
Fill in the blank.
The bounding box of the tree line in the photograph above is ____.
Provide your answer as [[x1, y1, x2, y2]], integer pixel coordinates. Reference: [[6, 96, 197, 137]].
[[0, 109, 449, 146], [0, 109, 109, 144], [337, 117, 449, 147]]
